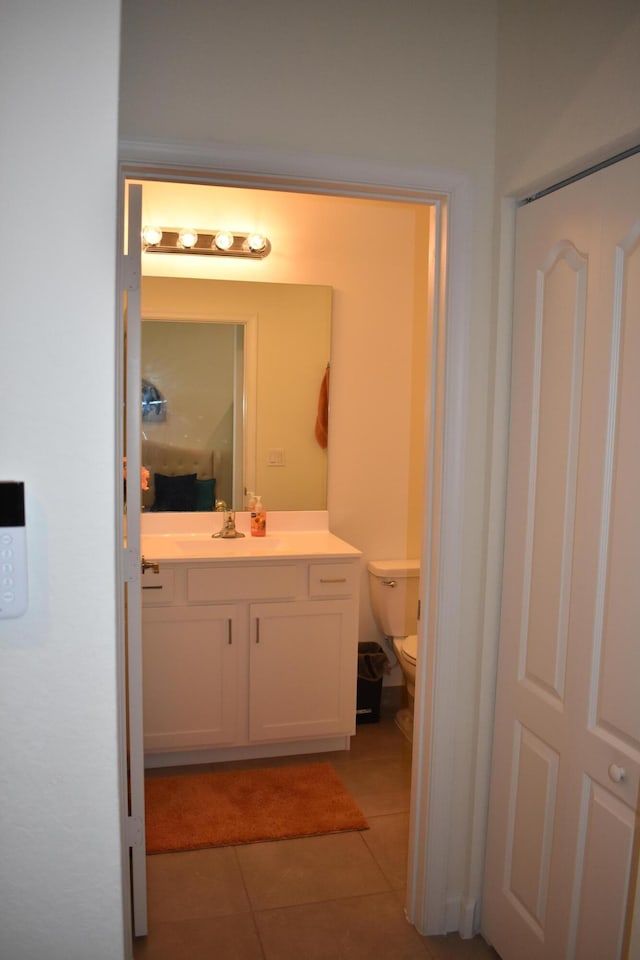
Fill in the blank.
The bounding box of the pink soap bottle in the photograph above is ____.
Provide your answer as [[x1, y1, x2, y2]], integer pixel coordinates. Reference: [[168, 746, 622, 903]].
[[250, 495, 266, 537]]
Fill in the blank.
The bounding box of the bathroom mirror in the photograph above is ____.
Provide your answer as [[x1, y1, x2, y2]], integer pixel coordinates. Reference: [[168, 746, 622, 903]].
[[141, 277, 331, 512]]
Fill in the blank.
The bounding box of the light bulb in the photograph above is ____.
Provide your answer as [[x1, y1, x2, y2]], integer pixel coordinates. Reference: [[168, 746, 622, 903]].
[[247, 233, 267, 252], [142, 225, 163, 246], [214, 231, 234, 251], [178, 228, 198, 249]]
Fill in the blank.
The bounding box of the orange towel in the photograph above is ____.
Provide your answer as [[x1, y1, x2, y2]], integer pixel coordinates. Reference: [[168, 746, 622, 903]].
[[315, 366, 330, 449]]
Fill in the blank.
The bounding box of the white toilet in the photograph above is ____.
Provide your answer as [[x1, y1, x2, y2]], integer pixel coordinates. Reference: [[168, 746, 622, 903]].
[[367, 559, 420, 741]]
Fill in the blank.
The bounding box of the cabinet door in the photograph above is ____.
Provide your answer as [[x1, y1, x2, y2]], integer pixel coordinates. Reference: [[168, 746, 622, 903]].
[[249, 600, 358, 742], [142, 604, 239, 751]]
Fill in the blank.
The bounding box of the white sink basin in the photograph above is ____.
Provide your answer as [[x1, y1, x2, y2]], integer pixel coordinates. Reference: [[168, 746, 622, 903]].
[[174, 536, 280, 557]]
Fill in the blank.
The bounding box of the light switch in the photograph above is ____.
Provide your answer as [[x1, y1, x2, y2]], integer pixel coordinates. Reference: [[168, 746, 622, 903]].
[[267, 448, 286, 466]]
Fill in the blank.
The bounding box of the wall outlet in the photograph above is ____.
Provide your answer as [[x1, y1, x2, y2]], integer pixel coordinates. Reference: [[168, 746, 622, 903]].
[[267, 449, 286, 466]]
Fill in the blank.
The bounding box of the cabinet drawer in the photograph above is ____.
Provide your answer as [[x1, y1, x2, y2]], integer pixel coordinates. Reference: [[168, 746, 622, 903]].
[[187, 563, 300, 602], [141, 568, 175, 604], [308, 562, 358, 598]]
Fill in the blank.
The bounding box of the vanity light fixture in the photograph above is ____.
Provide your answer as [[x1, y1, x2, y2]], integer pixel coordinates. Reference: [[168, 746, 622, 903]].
[[141, 226, 271, 259]]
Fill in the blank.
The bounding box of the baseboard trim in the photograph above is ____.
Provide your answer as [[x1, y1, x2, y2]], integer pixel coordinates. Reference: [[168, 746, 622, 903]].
[[444, 896, 479, 939], [380, 684, 404, 713], [144, 734, 351, 769], [445, 898, 461, 932], [460, 897, 480, 939]]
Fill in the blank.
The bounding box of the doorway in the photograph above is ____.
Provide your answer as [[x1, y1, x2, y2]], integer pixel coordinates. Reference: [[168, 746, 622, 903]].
[[118, 151, 474, 948]]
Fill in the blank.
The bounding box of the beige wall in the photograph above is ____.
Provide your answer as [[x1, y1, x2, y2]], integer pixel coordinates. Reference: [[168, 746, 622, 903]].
[[0, 3, 125, 959], [137, 182, 432, 650]]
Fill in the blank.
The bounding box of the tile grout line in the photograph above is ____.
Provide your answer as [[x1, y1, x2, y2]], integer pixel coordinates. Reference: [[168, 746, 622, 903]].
[[232, 844, 269, 960]]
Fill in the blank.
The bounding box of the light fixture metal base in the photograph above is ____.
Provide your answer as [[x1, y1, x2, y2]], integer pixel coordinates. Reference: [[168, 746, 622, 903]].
[[143, 228, 271, 259]]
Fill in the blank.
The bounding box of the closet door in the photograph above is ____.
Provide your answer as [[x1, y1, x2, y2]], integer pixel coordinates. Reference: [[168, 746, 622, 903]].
[[483, 154, 640, 959]]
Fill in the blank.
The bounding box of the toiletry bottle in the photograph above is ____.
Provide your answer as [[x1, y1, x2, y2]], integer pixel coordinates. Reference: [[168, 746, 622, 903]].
[[251, 495, 266, 537]]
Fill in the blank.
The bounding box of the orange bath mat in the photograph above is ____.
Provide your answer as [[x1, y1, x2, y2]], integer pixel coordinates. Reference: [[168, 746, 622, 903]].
[[144, 761, 369, 853]]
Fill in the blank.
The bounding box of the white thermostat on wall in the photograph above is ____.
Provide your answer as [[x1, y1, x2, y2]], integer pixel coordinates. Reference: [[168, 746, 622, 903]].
[[0, 482, 28, 619]]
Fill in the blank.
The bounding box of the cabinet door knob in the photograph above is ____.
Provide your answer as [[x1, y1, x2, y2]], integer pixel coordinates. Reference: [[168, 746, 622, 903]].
[[608, 764, 626, 784]]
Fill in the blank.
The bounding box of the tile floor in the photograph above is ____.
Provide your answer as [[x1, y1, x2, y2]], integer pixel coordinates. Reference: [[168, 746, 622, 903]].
[[134, 695, 500, 960]]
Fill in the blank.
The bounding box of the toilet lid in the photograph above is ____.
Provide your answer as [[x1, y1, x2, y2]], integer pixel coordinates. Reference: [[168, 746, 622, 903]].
[[401, 634, 418, 664], [367, 559, 420, 578]]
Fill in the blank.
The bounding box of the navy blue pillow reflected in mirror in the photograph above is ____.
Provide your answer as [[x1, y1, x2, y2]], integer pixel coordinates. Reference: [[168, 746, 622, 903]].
[[152, 473, 197, 512], [194, 478, 216, 512]]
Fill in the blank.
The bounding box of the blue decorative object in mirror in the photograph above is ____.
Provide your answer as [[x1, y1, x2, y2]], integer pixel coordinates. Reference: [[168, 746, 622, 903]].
[[141, 379, 167, 421]]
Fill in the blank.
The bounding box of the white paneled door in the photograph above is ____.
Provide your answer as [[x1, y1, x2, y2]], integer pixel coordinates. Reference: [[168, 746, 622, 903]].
[[483, 153, 640, 959], [122, 184, 147, 937]]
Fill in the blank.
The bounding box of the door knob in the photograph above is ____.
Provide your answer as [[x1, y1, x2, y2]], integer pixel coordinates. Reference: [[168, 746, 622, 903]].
[[608, 764, 626, 784], [141, 557, 160, 575]]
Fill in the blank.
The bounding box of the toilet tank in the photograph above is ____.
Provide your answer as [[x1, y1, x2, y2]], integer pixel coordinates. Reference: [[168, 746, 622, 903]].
[[367, 559, 420, 638]]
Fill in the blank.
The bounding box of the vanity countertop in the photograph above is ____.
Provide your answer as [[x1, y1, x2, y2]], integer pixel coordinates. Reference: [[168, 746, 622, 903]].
[[139, 512, 361, 563], [141, 529, 361, 563]]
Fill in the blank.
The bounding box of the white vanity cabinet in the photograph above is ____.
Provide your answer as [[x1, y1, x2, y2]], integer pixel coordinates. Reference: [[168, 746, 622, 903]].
[[140, 551, 360, 765]]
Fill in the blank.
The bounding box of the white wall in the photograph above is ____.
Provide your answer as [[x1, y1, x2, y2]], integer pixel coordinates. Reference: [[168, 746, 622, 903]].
[[119, 0, 497, 173], [14, 0, 626, 950], [0, 4, 125, 960], [119, 0, 500, 646], [495, 0, 640, 196]]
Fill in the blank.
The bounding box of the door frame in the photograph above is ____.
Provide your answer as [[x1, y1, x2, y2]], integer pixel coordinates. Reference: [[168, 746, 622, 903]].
[[117, 140, 479, 938]]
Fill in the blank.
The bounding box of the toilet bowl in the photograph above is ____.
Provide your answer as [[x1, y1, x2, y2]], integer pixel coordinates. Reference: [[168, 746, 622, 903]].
[[367, 559, 420, 741], [391, 633, 418, 741]]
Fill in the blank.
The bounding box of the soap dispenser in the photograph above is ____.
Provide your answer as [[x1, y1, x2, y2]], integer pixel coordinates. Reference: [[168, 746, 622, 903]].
[[251, 495, 266, 537]]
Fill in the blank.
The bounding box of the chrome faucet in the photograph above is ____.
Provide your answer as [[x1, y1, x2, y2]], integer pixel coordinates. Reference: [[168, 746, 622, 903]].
[[212, 500, 245, 539]]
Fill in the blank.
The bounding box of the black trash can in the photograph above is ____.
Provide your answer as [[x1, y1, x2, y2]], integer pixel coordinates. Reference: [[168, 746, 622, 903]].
[[356, 641, 390, 724]]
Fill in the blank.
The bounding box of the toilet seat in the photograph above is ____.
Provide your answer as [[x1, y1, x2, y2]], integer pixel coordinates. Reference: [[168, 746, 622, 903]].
[[399, 633, 417, 665]]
